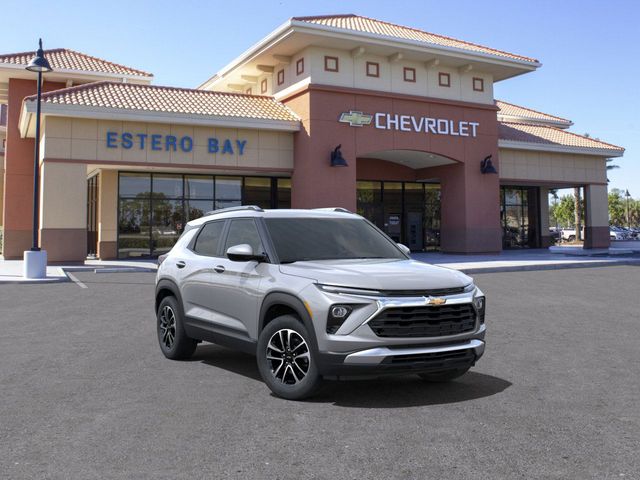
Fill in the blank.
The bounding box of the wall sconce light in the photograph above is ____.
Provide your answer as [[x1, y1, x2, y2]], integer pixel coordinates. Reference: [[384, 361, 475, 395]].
[[480, 155, 497, 174], [330, 144, 348, 167]]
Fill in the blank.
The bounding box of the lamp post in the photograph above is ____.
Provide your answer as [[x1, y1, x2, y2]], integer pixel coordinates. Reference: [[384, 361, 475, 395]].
[[23, 39, 52, 279], [625, 189, 631, 230]]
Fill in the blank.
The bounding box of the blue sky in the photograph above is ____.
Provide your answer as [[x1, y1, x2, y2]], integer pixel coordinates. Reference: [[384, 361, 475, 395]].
[[2, 0, 638, 195]]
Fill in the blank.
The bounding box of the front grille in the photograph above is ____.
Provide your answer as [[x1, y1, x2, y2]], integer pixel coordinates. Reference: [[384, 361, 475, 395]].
[[386, 348, 475, 367], [368, 303, 476, 338], [377, 286, 465, 297]]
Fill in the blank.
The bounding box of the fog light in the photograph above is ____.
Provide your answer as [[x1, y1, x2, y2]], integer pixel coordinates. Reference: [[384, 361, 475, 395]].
[[326, 305, 352, 334]]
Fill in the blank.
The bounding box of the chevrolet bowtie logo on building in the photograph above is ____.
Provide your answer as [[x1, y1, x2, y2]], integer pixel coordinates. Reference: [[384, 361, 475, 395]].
[[427, 297, 447, 306], [338, 111, 373, 127]]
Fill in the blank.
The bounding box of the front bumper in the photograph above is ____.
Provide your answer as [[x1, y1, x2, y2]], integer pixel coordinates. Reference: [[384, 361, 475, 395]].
[[316, 333, 485, 377]]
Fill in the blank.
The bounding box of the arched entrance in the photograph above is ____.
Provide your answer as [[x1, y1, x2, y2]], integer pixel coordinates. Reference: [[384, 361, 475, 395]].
[[356, 151, 458, 251]]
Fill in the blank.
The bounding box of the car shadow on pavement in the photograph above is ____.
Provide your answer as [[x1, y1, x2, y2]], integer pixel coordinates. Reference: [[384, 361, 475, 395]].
[[194, 344, 263, 381], [194, 344, 511, 407], [312, 372, 512, 408]]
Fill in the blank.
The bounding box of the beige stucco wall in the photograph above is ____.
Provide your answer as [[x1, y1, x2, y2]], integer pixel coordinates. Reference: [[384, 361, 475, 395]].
[[40, 161, 86, 229], [42, 117, 294, 170], [98, 169, 118, 243], [499, 148, 607, 184], [270, 46, 494, 104], [585, 184, 609, 227]]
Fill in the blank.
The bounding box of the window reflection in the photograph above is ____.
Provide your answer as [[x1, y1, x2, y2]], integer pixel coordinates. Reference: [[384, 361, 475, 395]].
[[117, 173, 288, 257]]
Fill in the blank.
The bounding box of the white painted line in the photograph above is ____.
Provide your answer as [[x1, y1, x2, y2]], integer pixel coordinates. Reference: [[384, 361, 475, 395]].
[[66, 271, 88, 289]]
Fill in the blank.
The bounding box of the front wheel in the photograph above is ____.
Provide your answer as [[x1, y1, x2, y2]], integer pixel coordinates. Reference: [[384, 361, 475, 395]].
[[256, 315, 323, 400], [418, 367, 470, 383]]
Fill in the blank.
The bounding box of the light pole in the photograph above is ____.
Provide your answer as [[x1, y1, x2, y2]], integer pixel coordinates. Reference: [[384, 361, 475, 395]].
[[23, 39, 52, 279], [625, 189, 631, 230]]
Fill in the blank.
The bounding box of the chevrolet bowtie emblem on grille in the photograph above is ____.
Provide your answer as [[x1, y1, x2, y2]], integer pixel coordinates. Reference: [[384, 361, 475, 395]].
[[338, 111, 373, 127], [427, 297, 447, 305]]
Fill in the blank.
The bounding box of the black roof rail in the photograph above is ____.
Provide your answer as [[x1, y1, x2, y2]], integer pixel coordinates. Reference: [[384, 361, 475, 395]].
[[204, 205, 264, 215]]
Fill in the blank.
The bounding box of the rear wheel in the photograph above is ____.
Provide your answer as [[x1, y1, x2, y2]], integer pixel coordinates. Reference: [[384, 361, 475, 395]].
[[157, 296, 197, 360], [567, 235, 576, 242], [418, 367, 470, 383], [257, 315, 322, 400]]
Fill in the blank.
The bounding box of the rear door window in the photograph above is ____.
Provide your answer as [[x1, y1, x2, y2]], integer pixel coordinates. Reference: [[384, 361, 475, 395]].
[[193, 220, 226, 257]]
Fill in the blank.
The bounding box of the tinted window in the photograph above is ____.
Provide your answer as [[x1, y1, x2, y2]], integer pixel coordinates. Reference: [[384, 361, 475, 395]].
[[265, 218, 405, 263], [193, 221, 225, 256], [224, 219, 264, 255]]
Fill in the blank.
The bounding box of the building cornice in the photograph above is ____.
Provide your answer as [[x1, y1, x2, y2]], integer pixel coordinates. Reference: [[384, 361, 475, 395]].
[[19, 101, 300, 138], [499, 140, 623, 158]]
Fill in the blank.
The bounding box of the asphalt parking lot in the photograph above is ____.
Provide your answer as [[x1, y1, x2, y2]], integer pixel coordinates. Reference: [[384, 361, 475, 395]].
[[1, 266, 639, 479]]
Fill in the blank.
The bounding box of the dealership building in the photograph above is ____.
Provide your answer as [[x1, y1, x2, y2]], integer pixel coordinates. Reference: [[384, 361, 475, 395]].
[[0, 14, 624, 261]]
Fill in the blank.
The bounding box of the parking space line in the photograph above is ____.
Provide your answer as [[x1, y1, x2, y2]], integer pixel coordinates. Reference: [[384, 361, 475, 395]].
[[66, 272, 88, 289]]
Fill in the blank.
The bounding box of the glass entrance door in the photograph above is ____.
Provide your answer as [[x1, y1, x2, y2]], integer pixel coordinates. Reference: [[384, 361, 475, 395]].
[[500, 186, 540, 248], [356, 181, 441, 251]]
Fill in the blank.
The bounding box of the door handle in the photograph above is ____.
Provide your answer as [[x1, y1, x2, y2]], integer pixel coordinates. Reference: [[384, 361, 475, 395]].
[[214, 265, 225, 274], [176, 261, 186, 269]]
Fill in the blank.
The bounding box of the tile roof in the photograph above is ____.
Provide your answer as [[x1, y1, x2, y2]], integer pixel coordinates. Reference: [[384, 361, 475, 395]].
[[496, 100, 572, 126], [498, 122, 624, 153], [293, 14, 539, 64], [26, 81, 299, 122], [0, 48, 152, 78]]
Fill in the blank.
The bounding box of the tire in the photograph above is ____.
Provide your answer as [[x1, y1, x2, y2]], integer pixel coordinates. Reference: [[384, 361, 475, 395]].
[[418, 366, 470, 383], [157, 296, 197, 360], [567, 235, 576, 242], [256, 315, 323, 400]]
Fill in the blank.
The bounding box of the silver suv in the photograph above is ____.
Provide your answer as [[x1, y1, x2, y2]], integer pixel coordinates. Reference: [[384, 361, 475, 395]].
[[155, 206, 486, 400]]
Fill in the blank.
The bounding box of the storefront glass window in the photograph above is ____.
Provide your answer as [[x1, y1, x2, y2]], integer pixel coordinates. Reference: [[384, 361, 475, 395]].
[[118, 197, 151, 258], [277, 178, 291, 209], [119, 173, 151, 197], [215, 177, 242, 210], [117, 173, 289, 258], [244, 177, 272, 209], [185, 176, 214, 199], [152, 174, 183, 198]]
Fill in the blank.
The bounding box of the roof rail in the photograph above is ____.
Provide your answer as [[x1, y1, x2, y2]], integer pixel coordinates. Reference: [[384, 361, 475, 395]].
[[204, 205, 264, 215], [313, 207, 353, 214]]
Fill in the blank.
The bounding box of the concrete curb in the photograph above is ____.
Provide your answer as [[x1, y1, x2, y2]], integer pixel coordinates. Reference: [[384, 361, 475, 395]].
[[455, 259, 640, 275], [94, 267, 157, 274]]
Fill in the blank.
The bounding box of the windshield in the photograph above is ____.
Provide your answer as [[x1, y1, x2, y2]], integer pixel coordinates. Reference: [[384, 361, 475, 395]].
[[265, 217, 407, 263]]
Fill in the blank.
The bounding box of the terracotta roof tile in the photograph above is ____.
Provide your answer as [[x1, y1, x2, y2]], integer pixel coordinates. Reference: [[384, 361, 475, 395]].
[[293, 14, 538, 64], [0, 48, 152, 77], [496, 100, 572, 126], [499, 121, 623, 152], [26, 81, 299, 122]]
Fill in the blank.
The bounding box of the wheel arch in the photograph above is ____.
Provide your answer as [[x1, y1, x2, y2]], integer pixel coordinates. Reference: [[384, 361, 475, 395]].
[[259, 292, 318, 347], [155, 278, 183, 314]]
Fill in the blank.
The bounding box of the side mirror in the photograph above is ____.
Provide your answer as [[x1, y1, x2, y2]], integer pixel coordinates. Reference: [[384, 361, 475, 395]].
[[226, 244, 266, 262], [397, 243, 411, 255]]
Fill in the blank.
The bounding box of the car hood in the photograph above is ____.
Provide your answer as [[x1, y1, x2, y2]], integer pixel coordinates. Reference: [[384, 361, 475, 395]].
[[279, 259, 471, 291]]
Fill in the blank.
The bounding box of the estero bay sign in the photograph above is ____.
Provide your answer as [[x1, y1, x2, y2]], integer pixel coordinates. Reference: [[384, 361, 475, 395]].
[[339, 110, 480, 137], [106, 131, 248, 155]]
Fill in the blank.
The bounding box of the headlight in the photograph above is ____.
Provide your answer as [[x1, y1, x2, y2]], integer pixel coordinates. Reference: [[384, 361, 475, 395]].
[[463, 283, 476, 293], [326, 305, 353, 334], [474, 296, 486, 323]]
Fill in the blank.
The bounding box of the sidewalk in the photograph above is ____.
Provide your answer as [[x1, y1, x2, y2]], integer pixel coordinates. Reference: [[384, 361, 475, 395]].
[[1, 249, 638, 283], [0, 258, 157, 284], [413, 248, 640, 274]]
